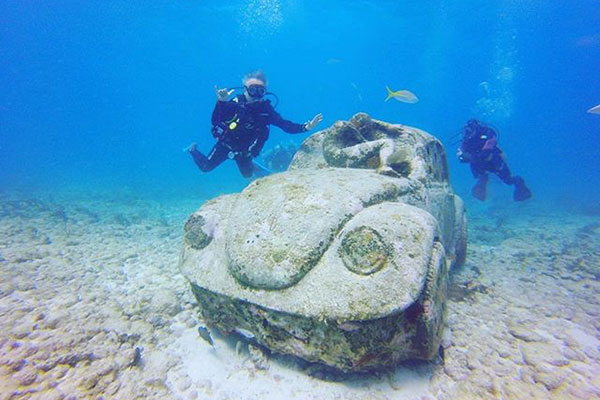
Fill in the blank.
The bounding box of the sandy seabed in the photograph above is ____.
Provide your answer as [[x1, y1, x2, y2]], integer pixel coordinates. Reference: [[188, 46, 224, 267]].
[[0, 189, 598, 400]]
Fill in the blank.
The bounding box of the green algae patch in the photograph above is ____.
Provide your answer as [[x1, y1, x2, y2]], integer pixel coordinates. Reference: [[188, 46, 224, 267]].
[[339, 226, 391, 275], [271, 249, 287, 263], [184, 214, 212, 250], [190, 283, 434, 373]]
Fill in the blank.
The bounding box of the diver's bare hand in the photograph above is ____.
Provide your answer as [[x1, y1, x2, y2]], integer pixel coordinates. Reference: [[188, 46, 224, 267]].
[[215, 86, 234, 102], [304, 113, 323, 130]]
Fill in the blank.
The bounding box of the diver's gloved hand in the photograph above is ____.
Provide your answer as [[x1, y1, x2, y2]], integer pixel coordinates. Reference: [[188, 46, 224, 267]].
[[215, 86, 234, 102], [457, 148, 472, 163], [304, 113, 324, 131]]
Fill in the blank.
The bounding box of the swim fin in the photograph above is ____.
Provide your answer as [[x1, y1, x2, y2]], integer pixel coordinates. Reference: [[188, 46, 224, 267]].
[[513, 179, 532, 201], [472, 176, 488, 201], [252, 161, 271, 177], [182, 143, 197, 153]]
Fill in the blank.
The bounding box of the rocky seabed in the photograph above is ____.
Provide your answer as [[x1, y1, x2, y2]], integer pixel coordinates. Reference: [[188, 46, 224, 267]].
[[0, 192, 598, 399]]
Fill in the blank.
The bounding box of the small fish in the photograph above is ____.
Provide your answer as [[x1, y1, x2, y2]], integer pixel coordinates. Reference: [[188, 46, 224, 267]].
[[197, 326, 214, 347], [385, 86, 419, 104], [326, 58, 342, 65], [234, 327, 255, 339], [129, 346, 143, 368], [587, 104, 600, 114], [235, 340, 245, 355]]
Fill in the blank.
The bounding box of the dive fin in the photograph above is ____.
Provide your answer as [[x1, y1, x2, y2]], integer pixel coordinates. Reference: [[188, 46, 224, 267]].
[[513, 180, 532, 202], [252, 161, 271, 177], [472, 176, 488, 201]]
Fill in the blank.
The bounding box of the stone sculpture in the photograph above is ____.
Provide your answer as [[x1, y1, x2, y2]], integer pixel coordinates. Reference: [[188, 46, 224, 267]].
[[179, 113, 467, 372]]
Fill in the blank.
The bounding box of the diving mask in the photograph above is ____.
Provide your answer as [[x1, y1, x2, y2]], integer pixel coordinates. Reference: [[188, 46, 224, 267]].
[[245, 84, 266, 98]]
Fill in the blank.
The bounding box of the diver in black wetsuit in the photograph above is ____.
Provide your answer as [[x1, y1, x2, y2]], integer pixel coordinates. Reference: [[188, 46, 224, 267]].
[[187, 70, 323, 178], [457, 119, 532, 202], [261, 142, 299, 172]]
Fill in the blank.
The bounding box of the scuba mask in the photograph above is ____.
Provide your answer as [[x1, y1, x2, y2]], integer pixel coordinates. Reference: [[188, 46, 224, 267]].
[[227, 85, 280, 107], [245, 84, 266, 98]]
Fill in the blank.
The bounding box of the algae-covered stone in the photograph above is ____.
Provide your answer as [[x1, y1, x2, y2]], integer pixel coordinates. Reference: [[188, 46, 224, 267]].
[[179, 113, 467, 372], [184, 214, 212, 250], [339, 226, 391, 275]]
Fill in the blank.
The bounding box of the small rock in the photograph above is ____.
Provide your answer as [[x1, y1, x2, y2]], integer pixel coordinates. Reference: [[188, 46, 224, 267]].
[[468, 369, 494, 392], [36, 358, 58, 372], [8, 358, 27, 372], [497, 348, 511, 358], [44, 312, 66, 329], [443, 361, 469, 381], [570, 362, 591, 377], [520, 342, 569, 368], [38, 389, 65, 400], [490, 377, 503, 397], [466, 357, 482, 371], [115, 348, 135, 368], [176, 376, 192, 391], [492, 360, 516, 377], [583, 346, 600, 360], [33, 312, 46, 322], [534, 370, 567, 391], [11, 324, 31, 339], [568, 385, 600, 399], [79, 374, 100, 391], [248, 344, 269, 370], [14, 367, 38, 386], [47, 365, 69, 381], [519, 366, 536, 384], [508, 327, 545, 342], [104, 379, 121, 396], [562, 347, 586, 362], [94, 361, 116, 377]]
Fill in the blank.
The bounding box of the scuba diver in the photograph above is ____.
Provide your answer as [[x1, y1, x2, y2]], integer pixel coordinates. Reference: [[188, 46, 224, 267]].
[[261, 142, 299, 172], [187, 70, 323, 178], [457, 119, 532, 202]]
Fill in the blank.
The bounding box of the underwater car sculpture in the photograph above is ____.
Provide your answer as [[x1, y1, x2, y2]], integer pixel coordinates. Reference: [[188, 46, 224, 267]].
[[179, 113, 467, 372]]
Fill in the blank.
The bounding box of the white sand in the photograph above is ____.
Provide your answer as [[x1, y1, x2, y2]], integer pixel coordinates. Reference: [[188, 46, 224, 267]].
[[0, 190, 598, 399]]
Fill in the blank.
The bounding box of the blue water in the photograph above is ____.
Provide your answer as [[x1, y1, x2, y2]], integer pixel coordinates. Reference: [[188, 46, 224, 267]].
[[1, 0, 599, 207]]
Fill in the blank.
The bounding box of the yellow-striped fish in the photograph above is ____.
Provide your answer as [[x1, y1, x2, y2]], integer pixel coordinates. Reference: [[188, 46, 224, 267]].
[[385, 86, 419, 103]]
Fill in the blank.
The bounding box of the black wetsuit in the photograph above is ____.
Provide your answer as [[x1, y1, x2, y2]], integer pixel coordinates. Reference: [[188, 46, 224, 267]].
[[190, 95, 306, 178], [458, 120, 531, 201], [459, 128, 515, 184]]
